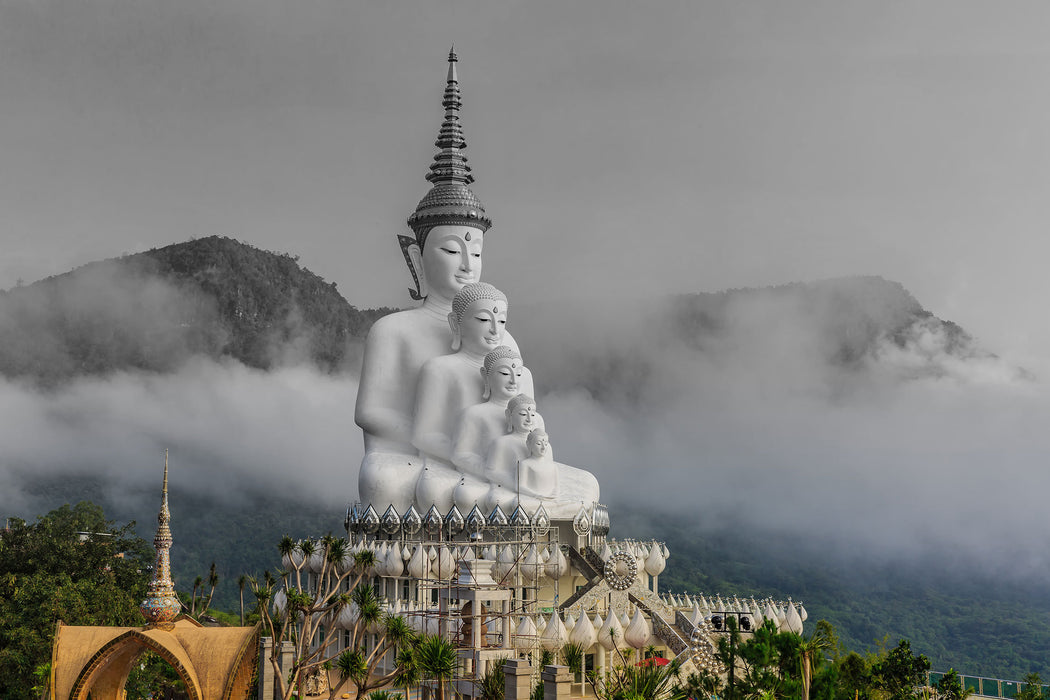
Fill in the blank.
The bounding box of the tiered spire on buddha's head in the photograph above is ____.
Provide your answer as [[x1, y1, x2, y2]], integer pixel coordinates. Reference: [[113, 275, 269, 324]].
[[140, 451, 181, 630], [407, 47, 492, 237]]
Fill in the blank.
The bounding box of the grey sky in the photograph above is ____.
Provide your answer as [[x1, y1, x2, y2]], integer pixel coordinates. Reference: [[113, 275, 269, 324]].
[[3, 0, 1050, 365]]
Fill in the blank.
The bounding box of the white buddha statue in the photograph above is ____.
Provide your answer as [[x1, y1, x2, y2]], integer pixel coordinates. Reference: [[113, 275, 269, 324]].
[[450, 345, 538, 479], [355, 50, 601, 520], [414, 283, 536, 511], [414, 283, 535, 461], [485, 397, 601, 520], [484, 393, 543, 489], [518, 429, 558, 499], [354, 49, 519, 512]]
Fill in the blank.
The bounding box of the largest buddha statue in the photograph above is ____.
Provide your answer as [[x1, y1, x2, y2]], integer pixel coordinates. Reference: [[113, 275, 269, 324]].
[[355, 50, 598, 518], [355, 49, 520, 512]]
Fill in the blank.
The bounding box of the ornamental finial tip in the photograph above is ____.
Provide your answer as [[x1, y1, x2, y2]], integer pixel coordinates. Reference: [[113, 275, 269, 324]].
[[447, 46, 458, 83], [163, 450, 168, 494]]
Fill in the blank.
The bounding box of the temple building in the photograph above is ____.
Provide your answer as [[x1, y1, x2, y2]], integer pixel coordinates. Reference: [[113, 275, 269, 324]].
[[49, 456, 259, 700], [262, 49, 808, 698]]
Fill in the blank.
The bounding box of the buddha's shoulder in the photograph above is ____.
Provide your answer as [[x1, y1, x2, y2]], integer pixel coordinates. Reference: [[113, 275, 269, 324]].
[[370, 307, 436, 331], [367, 309, 447, 345], [462, 402, 496, 418], [420, 352, 466, 373]]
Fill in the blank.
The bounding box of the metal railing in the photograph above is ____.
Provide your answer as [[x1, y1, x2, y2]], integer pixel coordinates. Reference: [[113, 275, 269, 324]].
[[928, 671, 1047, 698]]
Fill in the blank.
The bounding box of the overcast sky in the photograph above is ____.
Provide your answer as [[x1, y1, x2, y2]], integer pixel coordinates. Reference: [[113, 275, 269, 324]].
[[2, 0, 1049, 364]]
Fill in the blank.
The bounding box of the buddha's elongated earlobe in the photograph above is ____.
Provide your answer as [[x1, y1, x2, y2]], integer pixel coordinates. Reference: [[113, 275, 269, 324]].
[[448, 312, 461, 351], [408, 243, 428, 299], [480, 367, 491, 400]]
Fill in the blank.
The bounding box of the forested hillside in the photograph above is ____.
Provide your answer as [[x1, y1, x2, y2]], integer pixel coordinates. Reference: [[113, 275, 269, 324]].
[[0, 236, 390, 382], [1, 236, 1043, 682]]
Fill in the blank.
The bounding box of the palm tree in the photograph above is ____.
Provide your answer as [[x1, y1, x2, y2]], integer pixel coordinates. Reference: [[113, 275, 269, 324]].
[[202, 562, 219, 614], [478, 656, 507, 700], [798, 630, 830, 700], [237, 574, 247, 625], [415, 634, 457, 700]]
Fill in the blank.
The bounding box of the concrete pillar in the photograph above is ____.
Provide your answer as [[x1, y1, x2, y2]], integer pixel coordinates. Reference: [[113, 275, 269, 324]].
[[505, 658, 533, 700], [542, 665, 571, 700], [279, 640, 296, 695], [502, 600, 512, 649], [257, 637, 274, 700]]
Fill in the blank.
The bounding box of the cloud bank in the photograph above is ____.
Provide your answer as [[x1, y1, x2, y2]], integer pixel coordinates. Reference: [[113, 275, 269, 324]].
[[0, 273, 1045, 582]]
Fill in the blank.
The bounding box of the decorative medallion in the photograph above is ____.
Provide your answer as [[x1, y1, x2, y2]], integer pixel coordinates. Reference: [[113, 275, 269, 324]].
[[573, 505, 591, 536], [446, 505, 466, 536], [603, 551, 637, 591], [360, 505, 381, 534], [402, 505, 423, 536], [488, 504, 509, 527], [509, 504, 531, 528], [381, 505, 402, 536], [465, 504, 486, 536], [533, 505, 550, 536], [424, 505, 444, 536]]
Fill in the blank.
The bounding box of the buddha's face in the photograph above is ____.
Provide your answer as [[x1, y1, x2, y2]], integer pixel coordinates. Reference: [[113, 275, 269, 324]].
[[527, 432, 549, 458], [420, 225, 484, 302], [457, 298, 508, 356], [509, 402, 537, 434], [488, 357, 523, 402]]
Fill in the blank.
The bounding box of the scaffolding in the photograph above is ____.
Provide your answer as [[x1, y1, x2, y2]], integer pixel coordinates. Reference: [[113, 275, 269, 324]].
[[341, 504, 595, 699]]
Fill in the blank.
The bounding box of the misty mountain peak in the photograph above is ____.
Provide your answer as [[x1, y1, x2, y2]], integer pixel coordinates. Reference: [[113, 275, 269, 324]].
[[0, 236, 387, 383]]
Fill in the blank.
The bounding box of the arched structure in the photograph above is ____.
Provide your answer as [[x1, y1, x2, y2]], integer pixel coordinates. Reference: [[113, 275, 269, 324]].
[[50, 456, 259, 700], [51, 617, 260, 700]]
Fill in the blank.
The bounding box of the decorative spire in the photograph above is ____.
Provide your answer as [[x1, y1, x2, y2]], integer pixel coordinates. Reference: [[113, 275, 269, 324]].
[[140, 451, 181, 630], [407, 48, 491, 237]]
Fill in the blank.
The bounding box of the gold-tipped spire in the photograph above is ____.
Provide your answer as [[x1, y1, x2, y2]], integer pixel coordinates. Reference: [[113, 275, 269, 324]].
[[141, 451, 181, 630]]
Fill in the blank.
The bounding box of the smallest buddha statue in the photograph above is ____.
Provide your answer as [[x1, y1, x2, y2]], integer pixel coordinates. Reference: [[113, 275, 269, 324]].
[[483, 393, 545, 490], [518, 429, 558, 498]]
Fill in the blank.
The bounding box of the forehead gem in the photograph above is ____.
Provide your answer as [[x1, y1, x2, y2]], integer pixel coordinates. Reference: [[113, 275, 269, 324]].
[[465, 232, 471, 241], [492, 306, 498, 313]]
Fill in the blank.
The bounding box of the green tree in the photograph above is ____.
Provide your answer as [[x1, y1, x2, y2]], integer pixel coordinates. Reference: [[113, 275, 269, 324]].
[[237, 574, 248, 626], [1017, 673, 1047, 700], [0, 501, 153, 698], [415, 633, 458, 700], [332, 585, 417, 700], [478, 656, 507, 700], [124, 651, 190, 699], [870, 640, 930, 700], [587, 638, 685, 700], [678, 670, 723, 700], [253, 535, 417, 700], [834, 652, 873, 700], [935, 669, 972, 700], [799, 625, 833, 700]]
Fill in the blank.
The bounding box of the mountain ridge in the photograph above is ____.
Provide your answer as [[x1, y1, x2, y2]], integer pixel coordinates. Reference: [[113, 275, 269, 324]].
[[1, 236, 1041, 678], [0, 236, 1007, 386]]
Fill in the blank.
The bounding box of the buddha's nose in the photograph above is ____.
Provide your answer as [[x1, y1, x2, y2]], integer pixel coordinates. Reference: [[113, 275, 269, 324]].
[[460, 252, 473, 272]]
